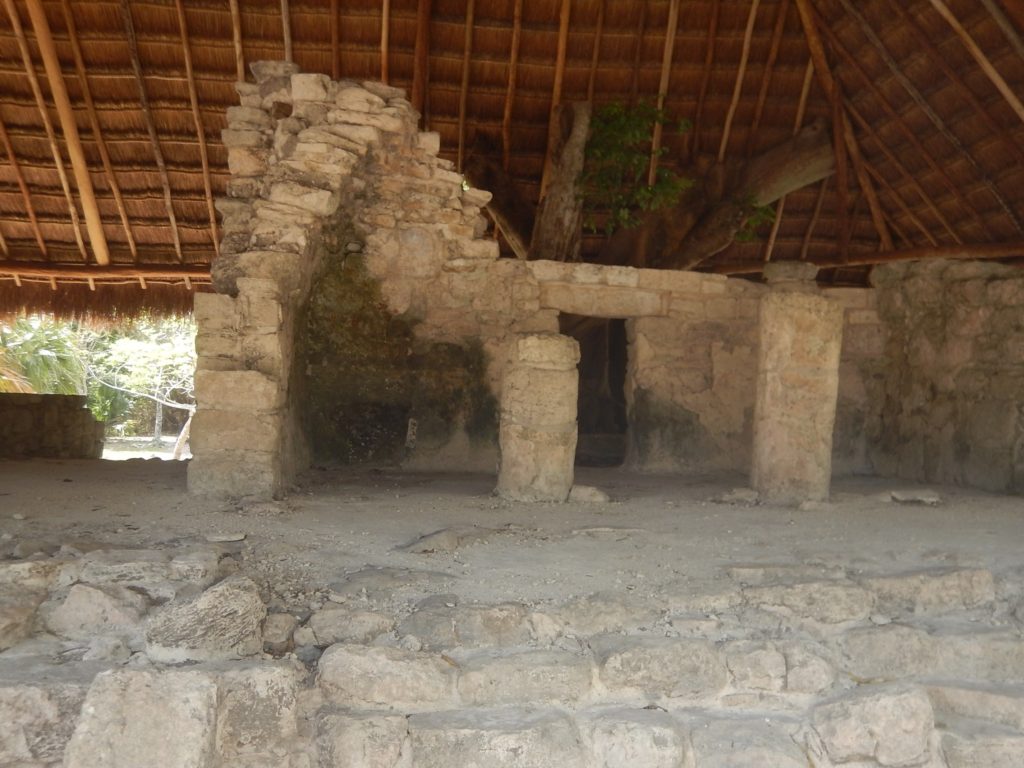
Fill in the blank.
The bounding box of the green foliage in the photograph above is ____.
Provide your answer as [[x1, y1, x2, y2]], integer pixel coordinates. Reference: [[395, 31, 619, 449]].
[[581, 101, 692, 235], [0, 317, 86, 395], [735, 203, 777, 243]]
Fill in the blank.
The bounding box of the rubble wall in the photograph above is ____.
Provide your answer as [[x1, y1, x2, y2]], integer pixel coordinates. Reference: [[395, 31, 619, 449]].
[[0, 394, 104, 459], [869, 260, 1024, 493]]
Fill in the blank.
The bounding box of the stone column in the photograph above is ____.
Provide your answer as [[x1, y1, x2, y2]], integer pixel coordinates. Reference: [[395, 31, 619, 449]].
[[496, 334, 580, 502], [751, 263, 844, 504]]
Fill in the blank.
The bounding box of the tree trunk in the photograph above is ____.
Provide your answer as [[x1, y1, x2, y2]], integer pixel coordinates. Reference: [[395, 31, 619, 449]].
[[529, 102, 592, 262]]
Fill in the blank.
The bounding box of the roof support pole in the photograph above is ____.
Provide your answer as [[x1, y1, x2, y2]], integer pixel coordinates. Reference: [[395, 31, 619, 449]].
[[24, 0, 110, 265], [501, 0, 523, 171], [540, 0, 572, 198], [229, 0, 245, 80], [649, 0, 680, 185], [456, 0, 475, 172]]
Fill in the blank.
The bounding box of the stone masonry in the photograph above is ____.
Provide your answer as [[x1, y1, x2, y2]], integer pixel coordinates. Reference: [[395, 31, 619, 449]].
[[0, 394, 104, 459]]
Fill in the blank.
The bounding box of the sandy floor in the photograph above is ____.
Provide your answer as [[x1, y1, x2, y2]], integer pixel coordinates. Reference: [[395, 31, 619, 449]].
[[1, 458, 1021, 614]]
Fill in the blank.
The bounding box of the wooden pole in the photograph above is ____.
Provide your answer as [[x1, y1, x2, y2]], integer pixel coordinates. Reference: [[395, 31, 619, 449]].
[[381, 0, 391, 83], [331, 0, 340, 80], [61, 0, 136, 261], [119, 0, 184, 263], [748, 0, 790, 156], [929, 0, 1024, 126], [0, 116, 48, 258], [690, 0, 719, 160], [174, 0, 219, 259], [648, 0, 680, 186], [541, 0, 572, 197], [979, 0, 1024, 60], [718, 0, 760, 163], [281, 0, 293, 63], [0, 262, 211, 280], [457, 0, 475, 171], [3, 0, 88, 261], [800, 177, 828, 261], [629, 0, 649, 106], [864, 161, 938, 246], [586, 0, 606, 103], [501, 0, 523, 172], [229, 0, 245, 80], [411, 0, 432, 118], [24, 0, 110, 265]]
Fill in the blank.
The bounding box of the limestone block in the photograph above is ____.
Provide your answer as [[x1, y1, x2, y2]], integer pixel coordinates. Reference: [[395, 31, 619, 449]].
[[1, 589, 45, 653], [223, 129, 270, 148], [268, 180, 340, 216], [195, 370, 283, 412], [42, 583, 147, 641], [496, 422, 578, 502], [194, 293, 239, 332], [578, 709, 691, 768], [0, 558, 63, 591], [539, 282, 669, 318], [263, 613, 298, 654], [0, 660, 96, 765], [336, 86, 385, 112], [407, 709, 584, 768], [208, 660, 305, 759], [317, 711, 409, 768], [317, 644, 456, 712], [784, 645, 836, 694], [250, 60, 301, 83], [145, 575, 266, 663], [191, 410, 281, 454], [227, 105, 273, 129], [743, 580, 875, 624], [417, 131, 441, 155], [928, 684, 1024, 732], [67, 549, 179, 601], [290, 72, 330, 102], [330, 108, 404, 133], [725, 642, 786, 692], [941, 728, 1024, 768], [187, 450, 282, 499], [861, 568, 995, 616], [546, 592, 665, 636], [689, 719, 806, 768], [455, 649, 593, 706], [64, 668, 219, 768], [593, 636, 727, 700], [840, 624, 938, 682], [398, 602, 532, 650], [812, 685, 934, 766], [308, 605, 394, 646]]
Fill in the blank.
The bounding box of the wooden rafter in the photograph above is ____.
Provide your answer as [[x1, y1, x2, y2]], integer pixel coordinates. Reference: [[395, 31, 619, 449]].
[[928, 0, 1024, 127], [718, 0, 760, 163], [864, 161, 937, 247], [690, 0, 720, 159], [501, 0, 523, 172], [800, 177, 829, 261], [629, 0, 649, 105], [979, 0, 1024, 61], [456, 0, 475, 172], [330, 0, 340, 80], [0, 261, 210, 282], [838, 0, 1024, 234], [281, 0, 293, 63], [381, 0, 391, 83], [648, 0, 680, 185], [119, 0, 184, 264], [411, 0, 432, 118], [174, 0, 219, 260], [0, 221, 8, 257], [61, 0, 136, 261], [748, 0, 791, 157], [0, 116, 46, 258], [3, 0, 87, 261], [229, 0, 245, 81], [25, 0, 110, 266], [540, 0, 572, 198], [587, 0, 606, 103]]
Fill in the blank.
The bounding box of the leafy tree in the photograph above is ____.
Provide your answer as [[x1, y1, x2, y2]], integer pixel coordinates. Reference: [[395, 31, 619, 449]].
[[0, 317, 86, 395]]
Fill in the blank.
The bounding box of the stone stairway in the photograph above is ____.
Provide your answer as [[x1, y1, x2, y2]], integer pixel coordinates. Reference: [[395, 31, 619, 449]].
[[4, 543, 1024, 766]]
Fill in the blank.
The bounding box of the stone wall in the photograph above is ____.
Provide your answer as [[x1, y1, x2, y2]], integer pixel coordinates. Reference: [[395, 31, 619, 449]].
[[0, 394, 104, 459], [869, 260, 1024, 493]]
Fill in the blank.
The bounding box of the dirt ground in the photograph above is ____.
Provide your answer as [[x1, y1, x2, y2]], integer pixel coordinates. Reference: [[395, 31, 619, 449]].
[[1, 458, 1021, 615]]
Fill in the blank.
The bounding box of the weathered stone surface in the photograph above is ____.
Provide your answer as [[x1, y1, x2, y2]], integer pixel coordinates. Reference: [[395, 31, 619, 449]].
[[744, 580, 874, 624], [263, 612, 298, 654], [455, 649, 592, 706], [813, 685, 934, 766], [64, 668, 219, 768], [928, 683, 1024, 732], [407, 709, 585, 768], [861, 568, 995, 616], [146, 575, 266, 663], [309, 605, 394, 646], [725, 642, 786, 692], [538, 282, 669, 318], [317, 710, 409, 768], [0, 591, 43, 651], [751, 290, 844, 503], [578, 709, 691, 768], [397, 601, 531, 650], [0, 558, 63, 591], [317, 644, 455, 712], [67, 548, 190, 600], [209, 660, 305, 760], [689, 718, 806, 768], [594, 636, 727, 700], [546, 592, 665, 636], [42, 583, 148, 640], [784, 644, 836, 694], [941, 725, 1024, 768]]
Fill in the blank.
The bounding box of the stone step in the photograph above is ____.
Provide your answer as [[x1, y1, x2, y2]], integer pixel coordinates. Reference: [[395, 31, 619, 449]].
[[928, 682, 1024, 732], [939, 716, 1024, 768]]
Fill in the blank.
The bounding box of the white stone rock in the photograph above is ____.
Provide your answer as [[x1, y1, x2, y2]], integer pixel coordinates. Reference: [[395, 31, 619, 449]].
[[725, 642, 786, 692], [268, 180, 340, 216], [317, 711, 409, 768], [43, 583, 148, 641], [928, 683, 1024, 732], [578, 708, 690, 768], [263, 612, 298, 654], [291, 72, 330, 102], [317, 644, 455, 712], [568, 485, 611, 503], [64, 668, 219, 768], [408, 708, 584, 768], [813, 685, 934, 766], [941, 724, 1024, 768], [145, 575, 266, 663], [0, 558, 63, 591], [309, 606, 394, 646], [0, 591, 43, 651], [689, 718, 806, 768], [784, 645, 836, 694], [456, 649, 592, 706], [397, 602, 531, 650], [594, 636, 726, 700], [744, 580, 875, 624], [861, 568, 995, 616], [336, 87, 385, 112]]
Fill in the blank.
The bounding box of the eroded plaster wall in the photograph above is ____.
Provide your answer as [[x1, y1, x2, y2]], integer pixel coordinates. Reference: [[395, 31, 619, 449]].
[[869, 260, 1024, 493], [0, 394, 104, 459]]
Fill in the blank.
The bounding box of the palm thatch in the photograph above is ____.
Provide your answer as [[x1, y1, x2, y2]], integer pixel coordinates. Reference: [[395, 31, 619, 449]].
[[0, 0, 1022, 315]]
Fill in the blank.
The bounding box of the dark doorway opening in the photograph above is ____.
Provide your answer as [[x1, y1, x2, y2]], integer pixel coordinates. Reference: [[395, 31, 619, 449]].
[[559, 314, 628, 467]]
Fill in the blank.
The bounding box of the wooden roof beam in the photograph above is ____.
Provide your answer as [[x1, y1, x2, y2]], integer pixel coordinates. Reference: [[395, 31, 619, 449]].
[[540, 0, 572, 197], [380, 0, 390, 83], [501, 0, 523, 172], [0, 262, 210, 281], [586, 0, 606, 103], [456, 0, 475, 172], [330, 0, 340, 80], [281, 0, 293, 64], [689, 0, 719, 160], [411, 0, 432, 119], [718, 0, 760, 163], [61, 0, 136, 262], [0, 116, 47, 259], [229, 0, 245, 81], [864, 161, 937, 247], [649, 0, 680, 185], [174, 0, 219, 260], [748, 0, 791, 157], [119, 0, 184, 264], [24, 0, 110, 266], [3, 0, 87, 262], [629, 0, 649, 106], [839, 0, 1024, 234]]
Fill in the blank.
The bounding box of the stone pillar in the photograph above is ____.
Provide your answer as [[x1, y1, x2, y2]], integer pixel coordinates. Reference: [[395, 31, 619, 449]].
[[751, 263, 844, 504], [496, 334, 580, 502]]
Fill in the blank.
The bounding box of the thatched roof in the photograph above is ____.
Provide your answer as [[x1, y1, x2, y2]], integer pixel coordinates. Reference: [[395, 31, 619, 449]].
[[1, 0, 1023, 314]]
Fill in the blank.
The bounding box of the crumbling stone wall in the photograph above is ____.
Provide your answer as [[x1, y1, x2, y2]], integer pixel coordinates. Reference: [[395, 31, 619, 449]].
[[0, 394, 104, 459], [870, 260, 1024, 493]]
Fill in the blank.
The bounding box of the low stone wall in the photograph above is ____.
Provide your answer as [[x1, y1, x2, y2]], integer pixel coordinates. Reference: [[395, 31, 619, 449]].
[[870, 260, 1024, 493], [0, 394, 104, 459]]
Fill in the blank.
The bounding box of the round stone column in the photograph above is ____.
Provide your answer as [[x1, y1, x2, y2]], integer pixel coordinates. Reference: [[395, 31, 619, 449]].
[[496, 333, 580, 502]]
